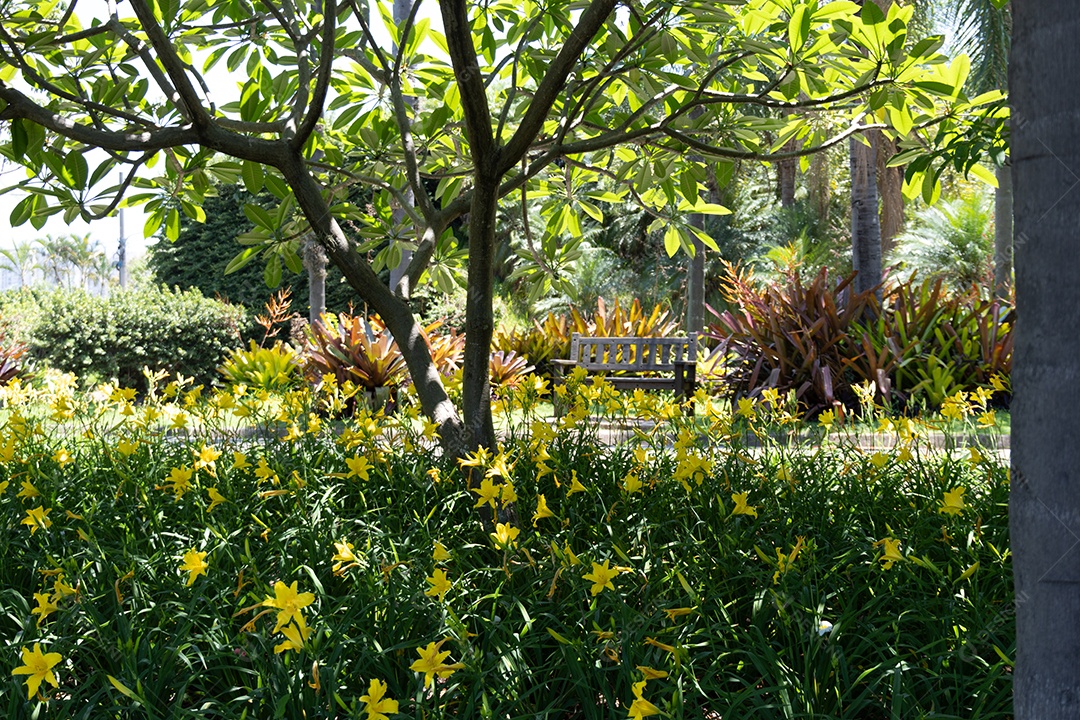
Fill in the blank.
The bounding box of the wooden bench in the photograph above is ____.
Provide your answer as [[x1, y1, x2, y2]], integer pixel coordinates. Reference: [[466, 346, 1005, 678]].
[[551, 333, 699, 408]]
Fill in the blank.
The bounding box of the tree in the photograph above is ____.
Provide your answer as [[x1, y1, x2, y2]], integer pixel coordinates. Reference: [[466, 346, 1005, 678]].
[[945, 0, 1011, 297], [0, 239, 35, 287], [1011, 1, 1080, 716], [0, 0, 987, 453]]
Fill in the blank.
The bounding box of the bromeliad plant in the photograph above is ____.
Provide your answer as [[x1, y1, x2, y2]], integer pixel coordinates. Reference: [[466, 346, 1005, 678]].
[[304, 313, 408, 393], [219, 341, 304, 393]]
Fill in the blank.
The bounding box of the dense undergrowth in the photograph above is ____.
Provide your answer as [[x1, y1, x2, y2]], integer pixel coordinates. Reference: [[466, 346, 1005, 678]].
[[1, 370, 1012, 718]]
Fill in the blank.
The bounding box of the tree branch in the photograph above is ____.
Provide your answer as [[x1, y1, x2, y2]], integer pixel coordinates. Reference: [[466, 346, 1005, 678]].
[[85, 153, 153, 220], [499, 0, 618, 173], [439, 0, 496, 168], [127, 0, 213, 127], [660, 119, 887, 161], [291, 0, 337, 150]]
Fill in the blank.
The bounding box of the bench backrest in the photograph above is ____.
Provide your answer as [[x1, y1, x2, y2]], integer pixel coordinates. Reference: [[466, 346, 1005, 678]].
[[568, 333, 698, 371]]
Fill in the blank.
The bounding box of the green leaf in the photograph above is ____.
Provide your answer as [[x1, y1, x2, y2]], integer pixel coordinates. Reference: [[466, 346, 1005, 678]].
[[663, 225, 681, 257], [264, 254, 282, 288], [243, 203, 275, 231], [546, 628, 571, 645], [860, 0, 885, 26], [224, 247, 260, 275], [166, 206, 181, 241], [967, 163, 998, 188], [283, 246, 304, 274], [242, 161, 264, 194], [144, 209, 163, 238], [10, 195, 34, 226], [789, 5, 810, 53], [10, 118, 28, 159]]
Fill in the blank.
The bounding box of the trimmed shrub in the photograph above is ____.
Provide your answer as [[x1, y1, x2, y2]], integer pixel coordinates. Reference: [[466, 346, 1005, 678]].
[[26, 286, 246, 390]]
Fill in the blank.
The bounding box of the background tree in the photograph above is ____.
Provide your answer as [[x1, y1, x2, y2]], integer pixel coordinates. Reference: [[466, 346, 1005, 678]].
[[0, 239, 35, 287], [0, 0, 992, 453]]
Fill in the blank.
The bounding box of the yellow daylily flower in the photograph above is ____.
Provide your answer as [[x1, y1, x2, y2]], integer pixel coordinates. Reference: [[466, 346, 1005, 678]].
[[273, 615, 312, 654], [532, 494, 555, 526], [17, 479, 40, 501], [566, 471, 587, 496], [232, 451, 251, 470], [490, 523, 520, 549], [22, 506, 52, 534], [622, 473, 643, 494], [731, 492, 758, 518], [583, 559, 620, 596], [409, 640, 464, 688], [359, 678, 399, 720], [432, 540, 451, 562], [472, 477, 502, 509], [636, 666, 669, 680], [628, 679, 662, 720], [424, 568, 452, 602], [262, 581, 315, 632], [180, 549, 209, 586], [346, 454, 372, 481], [30, 592, 59, 625], [332, 541, 360, 575], [12, 643, 62, 699], [939, 486, 967, 516], [206, 487, 227, 512], [877, 537, 904, 570]]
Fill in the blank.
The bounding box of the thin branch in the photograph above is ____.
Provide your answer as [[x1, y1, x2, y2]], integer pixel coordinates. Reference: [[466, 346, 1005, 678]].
[[306, 160, 426, 227], [660, 119, 887, 161], [350, 0, 394, 77], [85, 153, 153, 220], [292, 0, 337, 150], [392, 0, 425, 77], [499, 0, 618, 174], [439, 0, 496, 166], [519, 159, 559, 280], [127, 0, 213, 127]]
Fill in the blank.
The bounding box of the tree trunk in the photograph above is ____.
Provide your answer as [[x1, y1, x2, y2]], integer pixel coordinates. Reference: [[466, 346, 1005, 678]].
[[777, 140, 797, 208], [302, 235, 327, 324], [994, 161, 1013, 297], [460, 176, 499, 451], [875, 131, 904, 255], [1011, 4, 1080, 717], [280, 154, 466, 452], [686, 213, 705, 333], [850, 134, 882, 298], [808, 149, 831, 225]]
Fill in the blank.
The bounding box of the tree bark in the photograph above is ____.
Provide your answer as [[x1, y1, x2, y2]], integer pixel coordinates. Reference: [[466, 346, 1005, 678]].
[[686, 213, 706, 333], [302, 235, 327, 324], [1011, 4, 1080, 717], [850, 134, 882, 298], [875, 131, 904, 255], [460, 176, 500, 450], [777, 140, 797, 208], [994, 161, 1013, 297]]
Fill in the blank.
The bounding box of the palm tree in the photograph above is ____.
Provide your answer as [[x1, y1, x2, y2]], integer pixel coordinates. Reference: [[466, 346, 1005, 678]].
[[0, 240, 36, 288], [943, 0, 1011, 296]]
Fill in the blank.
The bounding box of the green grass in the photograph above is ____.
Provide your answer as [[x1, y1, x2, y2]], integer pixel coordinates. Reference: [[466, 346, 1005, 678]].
[[0, 374, 1013, 718]]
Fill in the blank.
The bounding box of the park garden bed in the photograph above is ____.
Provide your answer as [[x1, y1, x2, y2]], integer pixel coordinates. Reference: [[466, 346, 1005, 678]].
[[0, 370, 1012, 718]]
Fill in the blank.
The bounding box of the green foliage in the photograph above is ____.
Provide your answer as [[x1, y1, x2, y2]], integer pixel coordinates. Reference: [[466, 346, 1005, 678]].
[[147, 185, 357, 314], [219, 341, 304, 393], [889, 191, 994, 292], [0, 379, 1011, 718], [24, 286, 246, 391]]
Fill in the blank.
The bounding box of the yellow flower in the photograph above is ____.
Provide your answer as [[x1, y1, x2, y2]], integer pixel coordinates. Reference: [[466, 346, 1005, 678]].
[[424, 568, 452, 602], [737, 397, 756, 419], [273, 614, 312, 654], [939, 486, 967, 516], [628, 679, 662, 720], [622, 473, 642, 494], [730, 492, 758, 518], [409, 640, 464, 688], [53, 448, 74, 466], [262, 580, 315, 632], [563, 542, 581, 566], [12, 643, 62, 699], [117, 439, 139, 456], [636, 666, 669, 680], [346, 454, 372, 481], [180, 549, 209, 586], [232, 451, 251, 469], [194, 444, 221, 471], [644, 636, 677, 653], [30, 592, 59, 625], [532, 494, 555, 526], [52, 575, 77, 599], [254, 457, 278, 484], [22, 506, 52, 534], [163, 466, 194, 498], [0, 480, 8, 494], [869, 452, 889, 469], [566, 470, 587, 496], [432, 540, 451, 562], [472, 477, 502, 509], [818, 409, 836, 430], [499, 479, 518, 505], [583, 559, 620, 596], [877, 537, 904, 569], [17, 479, 40, 501], [490, 523, 520, 549], [332, 541, 360, 575], [207, 487, 227, 512], [359, 678, 399, 720]]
